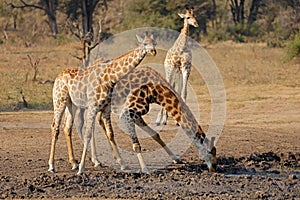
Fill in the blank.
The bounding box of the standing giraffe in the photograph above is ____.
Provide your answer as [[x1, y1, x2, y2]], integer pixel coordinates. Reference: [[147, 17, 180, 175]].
[[156, 7, 198, 126], [96, 66, 216, 173], [48, 34, 156, 174]]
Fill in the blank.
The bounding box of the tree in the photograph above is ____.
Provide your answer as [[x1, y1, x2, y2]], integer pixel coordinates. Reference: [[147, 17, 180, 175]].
[[229, 0, 245, 25], [65, 0, 107, 35], [7, 0, 59, 38]]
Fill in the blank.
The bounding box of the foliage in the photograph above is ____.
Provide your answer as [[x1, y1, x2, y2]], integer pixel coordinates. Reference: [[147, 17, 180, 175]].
[[119, 0, 211, 37], [284, 34, 300, 61]]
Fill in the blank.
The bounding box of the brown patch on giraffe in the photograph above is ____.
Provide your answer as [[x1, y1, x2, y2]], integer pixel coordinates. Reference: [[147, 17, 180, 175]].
[[110, 74, 116, 82], [155, 85, 164, 94], [116, 72, 123, 78], [115, 66, 121, 72], [119, 59, 124, 66], [132, 89, 139, 97], [171, 110, 178, 116], [165, 106, 173, 112], [96, 94, 101, 99], [173, 100, 179, 109], [106, 67, 111, 74], [103, 74, 109, 82], [136, 103, 143, 109], [78, 82, 83, 90], [89, 72, 96, 81], [95, 86, 101, 94], [165, 98, 172, 105], [101, 93, 106, 99], [157, 95, 164, 102], [128, 102, 135, 108]]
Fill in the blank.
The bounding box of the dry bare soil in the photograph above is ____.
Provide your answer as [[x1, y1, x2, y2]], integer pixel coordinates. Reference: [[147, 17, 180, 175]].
[[0, 41, 299, 199]]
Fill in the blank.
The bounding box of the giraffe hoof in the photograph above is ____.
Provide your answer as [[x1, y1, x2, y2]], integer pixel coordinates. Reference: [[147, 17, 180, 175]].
[[77, 170, 84, 175], [141, 168, 150, 174], [94, 162, 103, 168], [121, 165, 129, 171], [48, 168, 55, 173], [71, 163, 79, 170], [77, 167, 85, 175], [173, 158, 184, 164]]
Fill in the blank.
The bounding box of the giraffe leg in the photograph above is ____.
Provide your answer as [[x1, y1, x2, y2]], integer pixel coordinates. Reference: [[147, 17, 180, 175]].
[[90, 113, 100, 167], [121, 110, 149, 173], [75, 108, 85, 141], [181, 66, 190, 103], [63, 105, 78, 170], [76, 108, 102, 168], [136, 117, 182, 164], [97, 108, 127, 170], [77, 107, 97, 175], [156, 65, 175, 126], [48, 101, 67, 173]]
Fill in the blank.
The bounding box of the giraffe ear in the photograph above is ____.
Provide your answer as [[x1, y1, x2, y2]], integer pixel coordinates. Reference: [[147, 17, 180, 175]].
[[136, 35, 144, 43], [178, 13, 185, 18]]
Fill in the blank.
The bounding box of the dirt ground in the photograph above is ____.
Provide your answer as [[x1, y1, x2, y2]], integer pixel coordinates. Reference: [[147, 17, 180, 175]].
[[0, 83, 299, 199], [0, 41, 299, 199]]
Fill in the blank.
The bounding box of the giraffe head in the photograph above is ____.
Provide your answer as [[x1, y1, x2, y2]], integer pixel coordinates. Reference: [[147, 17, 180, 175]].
[[194, 129, 217, 172], [178, 7, 199, 28], [136, 34, 157, 56]]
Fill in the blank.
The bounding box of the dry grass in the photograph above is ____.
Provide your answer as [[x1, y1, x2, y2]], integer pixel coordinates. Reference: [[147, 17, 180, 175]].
[[0, 40, 299, 113]]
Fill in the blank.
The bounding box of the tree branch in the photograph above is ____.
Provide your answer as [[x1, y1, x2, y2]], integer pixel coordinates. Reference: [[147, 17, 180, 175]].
[[7, 0, 44, 10]]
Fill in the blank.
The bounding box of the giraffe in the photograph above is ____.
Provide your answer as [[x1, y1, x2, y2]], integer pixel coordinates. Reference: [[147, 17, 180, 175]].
[[48, 34, 157, 174], [96, 65, 216, 173], [156, 7, 199, 126]]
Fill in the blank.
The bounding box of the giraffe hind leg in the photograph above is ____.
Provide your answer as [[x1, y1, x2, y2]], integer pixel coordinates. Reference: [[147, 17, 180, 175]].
[[48, 98, 67, 173], [63, 104, 78, 170], [97, 109, 127, 170], [136, 117, 183, 164]]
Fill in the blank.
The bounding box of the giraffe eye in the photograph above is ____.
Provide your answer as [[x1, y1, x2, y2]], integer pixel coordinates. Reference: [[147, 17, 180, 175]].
[[187, 17, 190, 19]]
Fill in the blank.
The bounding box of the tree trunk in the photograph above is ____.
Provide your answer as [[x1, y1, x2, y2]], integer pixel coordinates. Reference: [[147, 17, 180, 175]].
[[230, 0, 245, 25], [248, 0, 261, 26], [81, 0, 88, 34]]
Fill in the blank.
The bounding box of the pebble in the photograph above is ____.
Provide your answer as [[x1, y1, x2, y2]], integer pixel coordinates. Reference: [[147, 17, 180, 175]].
[[288, 174, 297, 180]]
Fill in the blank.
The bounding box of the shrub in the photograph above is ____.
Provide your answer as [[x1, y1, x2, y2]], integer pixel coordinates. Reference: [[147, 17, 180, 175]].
[[285, 34, 300, 61]]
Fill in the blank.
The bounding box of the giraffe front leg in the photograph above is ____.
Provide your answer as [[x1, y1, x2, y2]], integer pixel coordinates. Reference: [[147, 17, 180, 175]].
[[155, 107, 164, 126], [181, 66, 190, 103], [91, 124, 101, 168], [78, 108, 97, 175], [121, 110, 149, 173]]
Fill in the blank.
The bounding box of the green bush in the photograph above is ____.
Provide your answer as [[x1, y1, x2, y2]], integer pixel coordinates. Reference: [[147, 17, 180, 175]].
[[207, 30, 230, 43], [285, 34, 300, 61], [55, 34, 72, 45]]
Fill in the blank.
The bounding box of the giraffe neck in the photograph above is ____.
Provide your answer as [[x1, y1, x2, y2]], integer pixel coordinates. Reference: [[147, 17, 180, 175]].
[[173, 20, 189, 51], [152, 82, 205, 140], [101, 46, 147, 84]]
